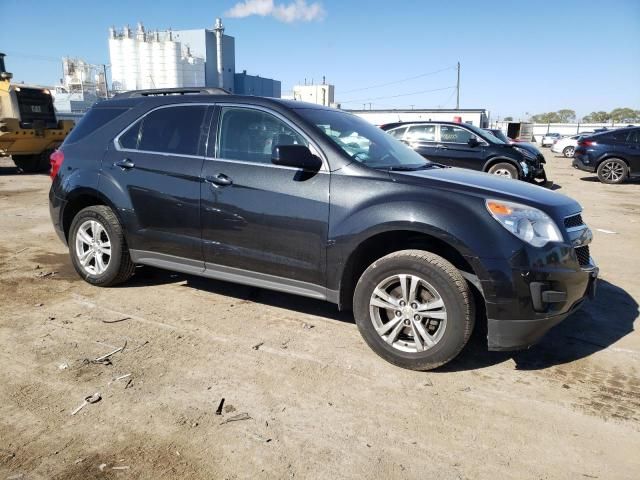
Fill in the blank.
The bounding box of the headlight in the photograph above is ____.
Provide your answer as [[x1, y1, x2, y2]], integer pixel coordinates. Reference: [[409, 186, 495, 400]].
[[513, 146, 536, 160], [486, 199, 562, 247]]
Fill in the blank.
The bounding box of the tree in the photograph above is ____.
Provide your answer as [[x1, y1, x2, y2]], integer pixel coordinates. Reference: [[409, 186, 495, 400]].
[[557, 109, 576, 123], [504, 116, 513, 121], [609, 107, 640, 123], [583, 111, 610, 123], [531, 112, 561, 123]]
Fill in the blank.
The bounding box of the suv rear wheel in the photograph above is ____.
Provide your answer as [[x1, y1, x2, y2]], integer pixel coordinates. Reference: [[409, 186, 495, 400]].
[[597, 158, 627, 184], [69, 206, 135, 286], [488, 162, 518, 179], [353, 250, 474, 370]]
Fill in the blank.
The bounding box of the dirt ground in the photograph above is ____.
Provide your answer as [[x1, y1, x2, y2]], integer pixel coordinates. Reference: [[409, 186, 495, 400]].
[[0, 151, 638, 480]]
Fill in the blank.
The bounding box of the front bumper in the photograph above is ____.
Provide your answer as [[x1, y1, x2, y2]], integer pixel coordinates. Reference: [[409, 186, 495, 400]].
[[487, 267, 598, 350], [476, 242, 598, 351]]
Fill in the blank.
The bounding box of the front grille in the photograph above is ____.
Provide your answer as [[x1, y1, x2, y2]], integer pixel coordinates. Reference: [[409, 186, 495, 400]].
[[564, 213, 583, 229], [575, 245, 590, 266]]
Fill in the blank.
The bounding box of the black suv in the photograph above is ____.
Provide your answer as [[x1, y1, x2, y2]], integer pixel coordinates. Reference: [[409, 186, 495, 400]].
[[573, 127, 640, 184], [382, 121, 547, 184], [49, 89, 597, 370]]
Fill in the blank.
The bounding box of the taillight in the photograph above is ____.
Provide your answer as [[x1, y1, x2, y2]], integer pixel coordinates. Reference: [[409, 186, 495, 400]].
[[578, 139, 596, 147], [49, 149, 64, 179]]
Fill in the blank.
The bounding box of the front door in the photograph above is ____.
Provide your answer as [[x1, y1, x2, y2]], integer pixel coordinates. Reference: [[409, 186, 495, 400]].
[[200, 105, 330, 289], [436, 124, 485, 171], [102, 104, 210, 263]]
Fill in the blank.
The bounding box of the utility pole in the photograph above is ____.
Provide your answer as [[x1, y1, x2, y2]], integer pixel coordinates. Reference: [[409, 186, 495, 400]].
[[102, 64, 109, 98], [456, 61, 460, 110]]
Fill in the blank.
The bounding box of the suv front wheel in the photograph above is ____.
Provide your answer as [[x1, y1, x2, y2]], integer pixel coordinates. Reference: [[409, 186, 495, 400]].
[[69, 206, 136, 286], [488, 162, 519, 179], [353, 250, 474, 370]]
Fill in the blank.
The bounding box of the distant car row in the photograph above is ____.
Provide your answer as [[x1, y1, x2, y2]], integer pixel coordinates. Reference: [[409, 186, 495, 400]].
[[379, 121, 547, 184], [377, 122, 638, 185]]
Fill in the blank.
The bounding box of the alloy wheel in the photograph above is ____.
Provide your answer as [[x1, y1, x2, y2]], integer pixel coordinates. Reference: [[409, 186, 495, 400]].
[[369, 274, 447, 353], [493, 168, 513, 178], [75, 220, 111, 275], [601, 161, 625, 182]]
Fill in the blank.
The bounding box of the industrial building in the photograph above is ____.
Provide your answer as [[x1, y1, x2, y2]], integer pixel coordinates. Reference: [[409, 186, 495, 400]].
[[348, 108, 489, 128], [108, 19, 280, 96], [287, 83, 335, 106]]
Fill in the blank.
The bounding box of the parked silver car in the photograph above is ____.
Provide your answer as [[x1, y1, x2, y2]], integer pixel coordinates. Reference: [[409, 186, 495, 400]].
[[541, 133, 563, 147]]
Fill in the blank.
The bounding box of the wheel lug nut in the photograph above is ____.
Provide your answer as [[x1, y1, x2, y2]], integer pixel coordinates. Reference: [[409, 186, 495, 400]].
[[399, 301, 406, 307], [403, 319, 410, 326], [411, 303, 418, 309], [414, 314, 421, 321], [395, 311, 402, 317]]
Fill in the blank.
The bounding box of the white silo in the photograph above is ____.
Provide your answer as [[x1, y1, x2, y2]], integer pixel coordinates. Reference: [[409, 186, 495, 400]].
[[108, 26, 124, 92], [163, 30, 179, 88], [121, 25, 138, 90], [150, 31, 165, 88], [136, 23, 153, 89]]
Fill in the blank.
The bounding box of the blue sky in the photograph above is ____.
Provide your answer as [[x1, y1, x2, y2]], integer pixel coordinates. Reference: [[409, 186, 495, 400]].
[[1, 0, 639, 119]]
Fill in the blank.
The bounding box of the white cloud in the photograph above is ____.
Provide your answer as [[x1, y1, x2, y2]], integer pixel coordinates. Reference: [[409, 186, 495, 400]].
[[226, 0, 326, 23]]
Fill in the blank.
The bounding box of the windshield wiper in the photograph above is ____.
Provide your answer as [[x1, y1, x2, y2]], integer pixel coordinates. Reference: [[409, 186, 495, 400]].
[[386, 163, 435, 171]]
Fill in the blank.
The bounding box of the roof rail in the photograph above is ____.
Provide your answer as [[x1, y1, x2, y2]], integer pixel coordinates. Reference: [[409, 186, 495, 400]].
[[113, 87, 230, 99]]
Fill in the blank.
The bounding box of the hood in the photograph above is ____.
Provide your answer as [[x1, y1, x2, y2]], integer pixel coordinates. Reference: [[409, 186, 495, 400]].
[[390, 166, 581, 218]]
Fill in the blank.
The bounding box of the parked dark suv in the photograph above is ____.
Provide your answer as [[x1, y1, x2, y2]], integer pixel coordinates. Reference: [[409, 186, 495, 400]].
[[381, 121, 548, 184], [49, 88, 597, 370], [573, 127, 640, 184]]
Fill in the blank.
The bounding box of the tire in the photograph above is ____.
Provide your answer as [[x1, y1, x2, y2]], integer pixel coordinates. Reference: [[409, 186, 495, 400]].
[[597, 158, 628, 184], [353, 250, 474, 371], [488, 162, 519, 179], [13, 152, 51, 173], [562, 146, 575, 158], [68, 206, 135, 286]]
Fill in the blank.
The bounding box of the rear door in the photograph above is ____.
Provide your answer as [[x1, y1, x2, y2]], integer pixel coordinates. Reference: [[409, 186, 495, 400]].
[[436, 124, 485, 171], [103, 104, 210, 263], [200, 105, 330, 290], [620, 129, 640, 173]]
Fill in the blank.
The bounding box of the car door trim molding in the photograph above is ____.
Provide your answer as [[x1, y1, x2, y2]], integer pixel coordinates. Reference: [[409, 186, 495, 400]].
[[129, 249, 335, 302]]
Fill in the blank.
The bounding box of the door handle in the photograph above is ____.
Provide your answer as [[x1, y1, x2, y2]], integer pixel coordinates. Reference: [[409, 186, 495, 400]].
[[114, 158, 135, 170], [205, 174, 233, 186], [436, 144, 449, 150]]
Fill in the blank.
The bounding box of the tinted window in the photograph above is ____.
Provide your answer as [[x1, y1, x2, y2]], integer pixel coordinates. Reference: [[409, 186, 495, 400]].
[[440, 125, 474, 144], [388, 127, 407, 139], [626, 129, 640, 144], [119, 120, 141, 149], [64, 107, 128, 145], [217, 107, 307, 164], [138, 105, 207, 155], [406, 125, 436, 141]]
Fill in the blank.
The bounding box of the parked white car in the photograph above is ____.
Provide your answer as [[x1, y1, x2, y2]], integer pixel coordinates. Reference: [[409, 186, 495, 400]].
[[551, 133, 594, 158], [540, 133, 563, 147]]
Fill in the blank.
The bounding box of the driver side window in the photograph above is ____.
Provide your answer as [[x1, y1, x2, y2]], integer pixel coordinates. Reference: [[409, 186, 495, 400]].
[[440, 125, 474, 144], [217, 107, 307, 164]]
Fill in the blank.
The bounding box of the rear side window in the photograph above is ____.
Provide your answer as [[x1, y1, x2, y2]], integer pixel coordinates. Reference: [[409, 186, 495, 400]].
[[626, 129, 640, 144], [406, 125, 436, 141], [119, 120, 141, 150], [388, 127, 407, 139], [64, 107, 128, 144], [137, 105, 207, 156]]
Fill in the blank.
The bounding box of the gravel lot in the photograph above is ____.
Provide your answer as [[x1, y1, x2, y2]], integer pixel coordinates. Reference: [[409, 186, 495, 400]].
[[0, 151, 638, 480]]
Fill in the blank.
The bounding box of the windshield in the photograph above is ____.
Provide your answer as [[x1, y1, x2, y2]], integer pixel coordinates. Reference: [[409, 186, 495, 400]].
[[486, 129, 510, 143], [295, 108, 432, 170]]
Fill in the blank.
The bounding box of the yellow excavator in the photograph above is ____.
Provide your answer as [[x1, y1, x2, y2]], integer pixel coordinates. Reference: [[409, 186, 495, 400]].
[[0, 53, 74, 172]]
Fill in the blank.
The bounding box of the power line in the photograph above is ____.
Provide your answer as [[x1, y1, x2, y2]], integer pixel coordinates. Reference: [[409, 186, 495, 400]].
[[340, 85, 457, 104], [340, 65, 457, 95]]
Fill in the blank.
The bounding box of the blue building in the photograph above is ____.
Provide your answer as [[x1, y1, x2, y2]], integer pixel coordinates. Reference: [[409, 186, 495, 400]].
[[234, 70, 281, 97]]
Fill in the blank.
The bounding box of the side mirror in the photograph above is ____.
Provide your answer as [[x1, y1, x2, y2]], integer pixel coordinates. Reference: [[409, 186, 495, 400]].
[[271, 145, 322, 171], [467, 137, 480, 147]]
